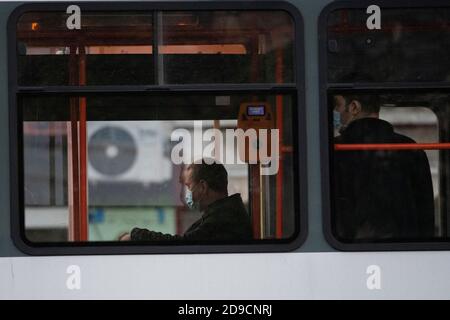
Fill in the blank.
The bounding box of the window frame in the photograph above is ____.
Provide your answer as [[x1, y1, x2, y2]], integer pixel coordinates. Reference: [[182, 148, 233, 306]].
[[319, 0, 450, 251], [8, 1, 307, 255]]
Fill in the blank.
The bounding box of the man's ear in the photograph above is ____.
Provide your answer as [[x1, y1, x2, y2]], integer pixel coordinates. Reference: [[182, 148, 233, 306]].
[[200, 180, 208, 193], [348, 100, 362, 116]]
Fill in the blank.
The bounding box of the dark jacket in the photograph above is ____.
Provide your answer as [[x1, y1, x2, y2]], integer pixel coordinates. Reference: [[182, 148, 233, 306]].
[[334, 118, 435, 240], [130, 193, 253, 241]]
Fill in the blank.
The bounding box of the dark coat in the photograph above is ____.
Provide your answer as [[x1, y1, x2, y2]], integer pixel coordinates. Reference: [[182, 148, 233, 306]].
[[334, 118, 435, 240], [130, 193, 253, 241]]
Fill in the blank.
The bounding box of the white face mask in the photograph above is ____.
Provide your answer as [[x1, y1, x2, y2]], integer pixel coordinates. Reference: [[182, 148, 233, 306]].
[[184, 184, 199, 210], [333, 110, 342, 131]]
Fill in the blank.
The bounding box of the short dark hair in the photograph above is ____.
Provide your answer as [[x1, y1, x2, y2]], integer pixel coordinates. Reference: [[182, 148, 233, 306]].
[[337, 72, 380, 114], [188, 159, 228, 193], [342, 94, 380, 114]]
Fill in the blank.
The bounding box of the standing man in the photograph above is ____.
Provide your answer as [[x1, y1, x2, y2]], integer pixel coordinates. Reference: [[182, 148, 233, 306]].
[[333, 93, 435, 240]]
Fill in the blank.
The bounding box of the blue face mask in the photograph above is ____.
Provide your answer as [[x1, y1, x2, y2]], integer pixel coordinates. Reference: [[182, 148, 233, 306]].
[[333, 110, 342, 131], [184, 185, 199, 210]]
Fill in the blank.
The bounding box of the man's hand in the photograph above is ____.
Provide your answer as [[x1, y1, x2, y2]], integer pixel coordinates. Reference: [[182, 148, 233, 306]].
[[118, 233, 131, 241]]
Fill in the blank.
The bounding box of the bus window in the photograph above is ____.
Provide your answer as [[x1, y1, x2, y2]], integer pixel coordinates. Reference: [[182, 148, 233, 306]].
[[17, 11, 154, 86], [16, 10, 294, 86], [330, 92, 448, 242], [158, 11, 294, 84], [21, 93, 298, 244], [327, 8, 450, 83], [323, 5, 450, 248], [11, 5, 304, 253]]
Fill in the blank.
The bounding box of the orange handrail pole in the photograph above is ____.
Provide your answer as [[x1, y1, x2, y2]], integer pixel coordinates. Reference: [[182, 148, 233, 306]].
[[67, 44, 88, 242], [78, 46, 88, 241], [335, 143, 450, 151]]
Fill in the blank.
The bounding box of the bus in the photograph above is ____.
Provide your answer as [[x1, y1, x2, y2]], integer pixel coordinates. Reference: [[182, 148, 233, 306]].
[[1, 0, 450, 299]]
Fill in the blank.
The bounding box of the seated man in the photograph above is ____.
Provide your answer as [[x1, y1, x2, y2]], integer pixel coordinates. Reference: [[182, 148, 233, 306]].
[[120, 159, 253, 241]]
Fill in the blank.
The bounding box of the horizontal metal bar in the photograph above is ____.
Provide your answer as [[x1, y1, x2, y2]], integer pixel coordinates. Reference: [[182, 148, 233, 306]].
[[17, 84, 298, 95], [327, 82, 450, 91], [335, 143, 450, 151]]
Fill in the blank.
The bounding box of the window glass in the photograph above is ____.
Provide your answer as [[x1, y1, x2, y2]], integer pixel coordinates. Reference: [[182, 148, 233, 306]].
[[17, 11, 154, 85], [17, 10, 295, 86], [330, 92, 450, 242], [158, 11, 294, 84], [22, 93, 298, 243], [327, 8, 450, 82]]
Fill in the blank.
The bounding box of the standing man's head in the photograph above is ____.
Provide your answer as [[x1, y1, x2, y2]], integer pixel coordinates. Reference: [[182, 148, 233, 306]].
[[333, 94, 380, 132], [179, 158, 228, 211], [333, 72, 380, 133]]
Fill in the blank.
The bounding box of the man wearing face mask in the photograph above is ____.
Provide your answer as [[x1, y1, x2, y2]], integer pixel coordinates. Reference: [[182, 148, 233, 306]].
[[120, 159, 252, 241], [333, 93, 435, 240]]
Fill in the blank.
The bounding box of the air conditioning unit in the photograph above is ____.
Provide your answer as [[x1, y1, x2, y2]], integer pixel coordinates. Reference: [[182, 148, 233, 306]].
[[87, 121, 172, 185]]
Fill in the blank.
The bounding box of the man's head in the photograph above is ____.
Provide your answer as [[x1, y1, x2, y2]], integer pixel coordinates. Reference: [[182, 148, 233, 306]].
[[179, 159, 228, 211], [333, 73, 380, 132], [333, 94, 380, 131]]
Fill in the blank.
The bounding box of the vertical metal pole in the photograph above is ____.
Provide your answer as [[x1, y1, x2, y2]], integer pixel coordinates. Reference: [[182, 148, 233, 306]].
[[156, 12, 165, 85], [259, 171, 266, 238], [78, 46, 88, 241], [250, 164, 261, 239], [67, 45, 79, 241], [68, 97, 80, 241], [153, 11, 160, 85], [49, 123, 56, 205], [249, 35, 262, 239], [275, 47, 284, 239], [67, 44, 88, 242]]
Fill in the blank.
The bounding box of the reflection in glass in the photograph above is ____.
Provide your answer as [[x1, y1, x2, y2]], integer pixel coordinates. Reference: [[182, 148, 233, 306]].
[[328, 8, 450, 82], [330, 92, 450, 242], [159, 11, 294, 84], [22, 94, 297, 243], [17, 11, 154, 85]]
